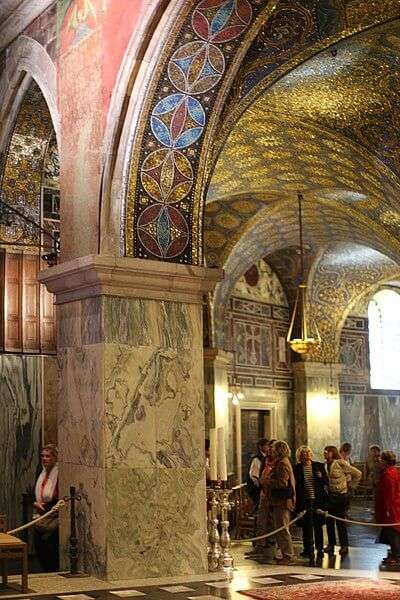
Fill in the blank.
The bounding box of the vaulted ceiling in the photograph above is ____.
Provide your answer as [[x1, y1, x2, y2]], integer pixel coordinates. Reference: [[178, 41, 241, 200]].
[[206, 18, 400, 349], [205, 19, 400, 276]]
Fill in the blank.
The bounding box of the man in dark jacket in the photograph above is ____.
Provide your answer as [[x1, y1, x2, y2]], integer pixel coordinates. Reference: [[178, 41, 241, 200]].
[[246, 438, 269, 507], [293, 446, 328, 561]]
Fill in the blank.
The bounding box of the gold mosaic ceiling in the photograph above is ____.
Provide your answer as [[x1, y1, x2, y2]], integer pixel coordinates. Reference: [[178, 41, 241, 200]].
[[205, 19, 400, 272], [0, 81, 56, 246], [307, 242, 400, 363]]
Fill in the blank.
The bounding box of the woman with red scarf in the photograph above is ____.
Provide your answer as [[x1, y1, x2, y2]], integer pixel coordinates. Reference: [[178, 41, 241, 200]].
[[33, 444, 59, 572], [376, 451, 400, 570]]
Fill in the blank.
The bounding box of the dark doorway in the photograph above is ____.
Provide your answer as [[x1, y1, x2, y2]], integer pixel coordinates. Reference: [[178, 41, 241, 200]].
[[241, 409, 271, 483]]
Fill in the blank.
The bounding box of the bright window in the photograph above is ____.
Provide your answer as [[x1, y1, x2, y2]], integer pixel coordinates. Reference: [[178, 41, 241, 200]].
[[368, 289, 400, 390]]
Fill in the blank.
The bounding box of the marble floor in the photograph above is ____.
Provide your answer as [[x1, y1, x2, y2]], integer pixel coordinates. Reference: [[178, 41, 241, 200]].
[[2, 563, 400, 600]]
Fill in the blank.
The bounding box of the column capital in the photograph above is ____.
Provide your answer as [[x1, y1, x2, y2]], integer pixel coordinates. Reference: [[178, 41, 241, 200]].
[[292, 361, 343, 378], [38, 254, 223, 305], [203, 347, 233, 368]]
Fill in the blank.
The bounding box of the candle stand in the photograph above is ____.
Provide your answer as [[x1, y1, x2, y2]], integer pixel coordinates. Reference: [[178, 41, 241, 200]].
[[207, 484, 234, 577]]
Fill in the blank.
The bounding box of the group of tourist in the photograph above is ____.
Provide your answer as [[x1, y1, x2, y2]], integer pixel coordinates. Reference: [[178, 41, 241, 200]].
[[246, 439, 400, 569]]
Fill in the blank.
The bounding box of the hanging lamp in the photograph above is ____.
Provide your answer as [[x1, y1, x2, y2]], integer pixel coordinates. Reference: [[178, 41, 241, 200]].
[[286, 193, 321, 355], [227, 351, 245, 405]]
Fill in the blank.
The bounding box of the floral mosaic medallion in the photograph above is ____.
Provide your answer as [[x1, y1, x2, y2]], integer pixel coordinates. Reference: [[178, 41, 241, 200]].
[[137, 204, 189, 259], [168, 42, 225, 94], [192, 0, 252, 43], [130, 0, 259, 263], [141, 149, 193, 203]]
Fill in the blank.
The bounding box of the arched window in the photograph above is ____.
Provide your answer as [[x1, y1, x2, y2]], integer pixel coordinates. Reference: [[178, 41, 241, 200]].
[[368, 289, 400, 390]]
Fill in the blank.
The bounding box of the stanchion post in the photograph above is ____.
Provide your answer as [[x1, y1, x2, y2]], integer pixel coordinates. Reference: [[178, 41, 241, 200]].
[[69, 486, 78, 575], [62, 485, 88, 578]]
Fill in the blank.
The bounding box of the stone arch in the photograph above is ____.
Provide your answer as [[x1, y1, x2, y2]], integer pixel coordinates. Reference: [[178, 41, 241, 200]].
[[100, 0, 186, 256], [0, 35, 59, 155], [209, 193, 400, 348], [120, 0, 278, 263], [306, 243, 400, 364]]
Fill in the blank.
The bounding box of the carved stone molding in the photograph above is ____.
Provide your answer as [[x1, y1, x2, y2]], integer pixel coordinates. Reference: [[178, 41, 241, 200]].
[[38, 254, 223, 305], [292, 361, 343, 378]]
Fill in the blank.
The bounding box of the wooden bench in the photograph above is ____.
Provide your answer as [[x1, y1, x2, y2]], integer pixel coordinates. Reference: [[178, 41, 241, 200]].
[[0, 533, 28, 593]]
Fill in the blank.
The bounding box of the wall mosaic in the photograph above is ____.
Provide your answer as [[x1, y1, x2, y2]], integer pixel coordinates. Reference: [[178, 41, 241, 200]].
[[307, 243, 400, 363], [244, 21, 400, 189], [0, 81, 55, 247], [230, 0, 400, 102], [206, 111, 400, 268], [211, 198, 400, 351], [225, 295, 293, 391], [233, 258, 288, 306], [43, 133, 60, 188], [267, 246, 316, 308], [124, 0, 398, 265]]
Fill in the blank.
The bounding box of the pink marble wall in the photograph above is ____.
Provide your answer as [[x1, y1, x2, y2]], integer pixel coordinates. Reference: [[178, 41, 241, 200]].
[[57, 0, 151, 260]]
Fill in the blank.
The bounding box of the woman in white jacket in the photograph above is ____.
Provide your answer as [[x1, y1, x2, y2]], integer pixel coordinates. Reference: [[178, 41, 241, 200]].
[[324, 445, 362, 556]]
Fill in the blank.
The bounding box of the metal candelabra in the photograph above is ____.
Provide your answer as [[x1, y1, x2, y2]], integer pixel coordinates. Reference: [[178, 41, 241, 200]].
[[207, 484, 234, 576]]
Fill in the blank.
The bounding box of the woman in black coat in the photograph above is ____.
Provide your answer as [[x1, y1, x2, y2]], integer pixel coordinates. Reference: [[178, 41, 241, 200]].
[[294, 446, 329, 560]]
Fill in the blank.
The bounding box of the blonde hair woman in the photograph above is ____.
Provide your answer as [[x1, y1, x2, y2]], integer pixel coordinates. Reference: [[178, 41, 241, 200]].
[[267, 440, 296, 564], [324, 445, 361, 556], [293, 446, 328, 561]]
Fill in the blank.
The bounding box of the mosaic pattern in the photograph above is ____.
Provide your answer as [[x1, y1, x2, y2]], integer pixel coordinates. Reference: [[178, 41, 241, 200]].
[[210, 198, 400, 348], [234, 0, 400, 101], [43, 133, 60, 187], [126, 0, 399, 264], [339, 333, 368, 377], [307, 243, 400, 363], [205, 110, 400, 267], [246, 22, 400, 187], [127, 0, 262, 263], [233, 258, 288, 307], [0, 81, 55, 246], [235, 0, 342, 98], [267, 247, 316, 309], [226, 293, 293, 390]]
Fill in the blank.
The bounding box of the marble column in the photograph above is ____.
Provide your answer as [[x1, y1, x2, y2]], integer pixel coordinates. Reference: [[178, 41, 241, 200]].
[[39, 255, 222, 581], [293, 362, 342, 461], [203, 348, 233, 475]]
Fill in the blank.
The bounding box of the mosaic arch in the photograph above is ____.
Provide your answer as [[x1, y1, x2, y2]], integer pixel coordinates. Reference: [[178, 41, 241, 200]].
[[210, 196, 400, 348], [0, 35, 59, 156], [0, 81, 58, 247], [306, 243, 400, 363], [124, 0, 400, 265]]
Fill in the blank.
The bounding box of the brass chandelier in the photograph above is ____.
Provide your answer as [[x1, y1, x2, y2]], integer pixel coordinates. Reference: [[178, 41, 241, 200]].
[[286, 193, 321, 355]]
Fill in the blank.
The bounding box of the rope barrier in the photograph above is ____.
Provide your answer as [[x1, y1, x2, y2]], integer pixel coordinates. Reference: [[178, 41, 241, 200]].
[[231, 510, 306, 544], [316, 509, 400, 528], [7, 499, 67, 535], [231, 508, 400, 546]]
